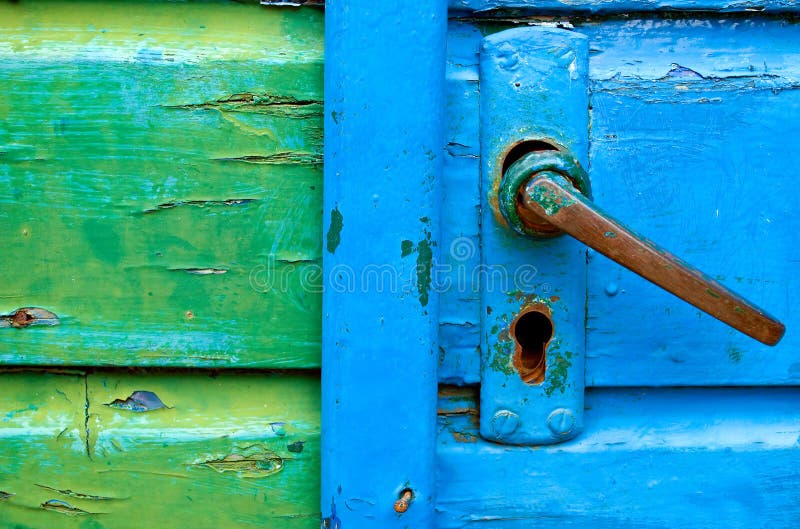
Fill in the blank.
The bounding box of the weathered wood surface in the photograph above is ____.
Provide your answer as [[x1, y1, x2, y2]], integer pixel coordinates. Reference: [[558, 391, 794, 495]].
[[0, 370, 320, 528], [0, 2, 324, 367], [439, 17, 798, 386], [449, 0, 800, 13], [436, 385, 800, 528]]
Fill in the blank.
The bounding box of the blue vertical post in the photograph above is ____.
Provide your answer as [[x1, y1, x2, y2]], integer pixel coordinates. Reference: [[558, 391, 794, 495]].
[[322, 2, 447, 528]]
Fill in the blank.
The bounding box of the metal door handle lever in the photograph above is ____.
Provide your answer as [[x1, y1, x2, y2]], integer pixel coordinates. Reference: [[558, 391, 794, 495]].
[[500, 150, 785, 346]]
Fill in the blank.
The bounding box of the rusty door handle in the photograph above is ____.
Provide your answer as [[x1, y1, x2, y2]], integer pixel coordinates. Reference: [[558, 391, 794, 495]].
[[499, 150, 785, 346]]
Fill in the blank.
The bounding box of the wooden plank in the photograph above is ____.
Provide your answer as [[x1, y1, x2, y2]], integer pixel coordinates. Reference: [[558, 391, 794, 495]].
[[436, 385, 800, 528], [321, 1, 447, 527], [0, 2, 324, 368], [0, 371, 319, 528], [449, 0, 800, 13], [438, 17, 798, 386]]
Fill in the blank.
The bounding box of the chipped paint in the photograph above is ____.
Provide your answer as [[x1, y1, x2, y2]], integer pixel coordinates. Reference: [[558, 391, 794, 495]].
[[105, 390, 171, 412], [728, 346, 743, 363], [288, 440, 305, 453], [0, 307, 59, 329], [200, 445, 284, 479], [416, 234, 434, 307], [214, 152, 322, 165], [401, 240, 415, 257], [544, 347, 574, 397], [326, 208, 344, 254], [41, 499, 95, 516], [0, 1, 324, 368], [142, 199, 257, 214], [36, 484, 122, 501], [171, 268, 228, 275], [526, 180, 577, 216]]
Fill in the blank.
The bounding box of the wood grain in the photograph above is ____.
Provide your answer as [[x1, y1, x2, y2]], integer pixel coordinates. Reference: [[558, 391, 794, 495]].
[[0, 2, 324, 368], [0, 370, 320, 529]]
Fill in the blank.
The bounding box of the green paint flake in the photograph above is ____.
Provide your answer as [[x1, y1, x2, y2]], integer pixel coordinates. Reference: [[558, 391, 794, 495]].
[[728, 346, 743, 363], [400, 240, 415, 257], [545, 349, 573, 396], [706, 288, 721, 299], [604, 231, 617, 238], [416, 234, 433, 307], [490, 340, 516, 376], [326, 208, 343, 254], [528, 185, 576, 216]]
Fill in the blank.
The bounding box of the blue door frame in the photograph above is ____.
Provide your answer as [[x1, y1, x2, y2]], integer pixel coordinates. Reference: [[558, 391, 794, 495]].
[[322, 3, 798, 528], [322, 2, 448, 527]]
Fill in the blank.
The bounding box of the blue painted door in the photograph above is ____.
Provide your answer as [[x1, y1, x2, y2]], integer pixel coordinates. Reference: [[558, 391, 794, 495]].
[[323, 2, 798, 528]]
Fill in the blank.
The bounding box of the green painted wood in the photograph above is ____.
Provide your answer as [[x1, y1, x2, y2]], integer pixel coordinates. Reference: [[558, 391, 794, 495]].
[[0, 370, 320, 528], [0, 1, 324, 367]]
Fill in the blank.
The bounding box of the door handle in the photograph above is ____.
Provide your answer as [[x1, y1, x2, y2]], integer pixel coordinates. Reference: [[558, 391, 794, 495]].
[[479, 26, 787, 446], [499, 149, 785, 347]]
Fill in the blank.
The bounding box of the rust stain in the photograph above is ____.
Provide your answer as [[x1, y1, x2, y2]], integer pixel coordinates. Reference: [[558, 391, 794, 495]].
[[437, 407, 478, 416], [451, 430, 478, 443], [393, 489, 414, 513], [511, 303, 553, 385], [0, 307, 60, 328]]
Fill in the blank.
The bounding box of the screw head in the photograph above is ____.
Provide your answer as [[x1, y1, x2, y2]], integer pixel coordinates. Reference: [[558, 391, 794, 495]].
[[547, 408, 576, 437], [490, 410, 520, 439]]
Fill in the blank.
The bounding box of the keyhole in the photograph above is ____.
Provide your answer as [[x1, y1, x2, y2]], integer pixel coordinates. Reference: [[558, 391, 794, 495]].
[[511, 308, 553, 384]]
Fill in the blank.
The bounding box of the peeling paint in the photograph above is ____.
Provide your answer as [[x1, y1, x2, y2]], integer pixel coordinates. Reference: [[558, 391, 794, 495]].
[[164, 93, 322, 119], [41, 499, 95, 516], [417, 234, 433, 307], [214, 152, 322, 165], [105, 390, 171, 412], [171, 268, 228, 275], [545, 347, 574, 397], [526, 181, 576, 216], [200, 445, 284, 478], [400, 239, 415, 257], [36, 484, 122, 501], [326, 208, 344, 254], [322, 498, 341, 529], [728, 346, 743, 363], [142, 199, 256, 214], [0, 307, 60, 329]]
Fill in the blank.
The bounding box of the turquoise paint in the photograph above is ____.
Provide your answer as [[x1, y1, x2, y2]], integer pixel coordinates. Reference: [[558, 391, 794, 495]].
[[449, 0, 800, 12], [439, 17, 797, 387], [479, 26, 589, 445], [321, 2, 446, 527]]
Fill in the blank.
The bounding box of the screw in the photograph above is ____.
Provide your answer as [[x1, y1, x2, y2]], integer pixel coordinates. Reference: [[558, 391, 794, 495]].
[[394, 489, 413, 514], [547, 408, 576, 437], [491, 409, 520, 439]]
